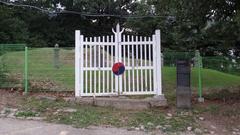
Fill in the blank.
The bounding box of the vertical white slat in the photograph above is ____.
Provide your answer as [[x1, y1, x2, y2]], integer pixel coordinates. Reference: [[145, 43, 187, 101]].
[[80, 35, 84, 96], [149, 37, 152, 92], [111, 35, 114, 93], [102, 36, 105, 93], [127, 35, 131, 92], [155, 30, 162, 95], [140, 36, 144, 92], [94, 37, 97, 96], [83, 40, 86, 94], [85, 37, 88, 94], [89, 37, 93, 94], [98, 36, 101, 94], [75, 30, 80, 97], [123, 35, 126, 93], [118, 32, 122, 95], [131, 35, 135, 92], [114, 33, 118, 94], [85, 37, 88, 68], [152, 35, 157, 93], [149, 37, 152, 66], [106, 36, 109, 93], [114, 28, 120, 94], [144, 37, 147, 91], [136, 36, 139, 92]]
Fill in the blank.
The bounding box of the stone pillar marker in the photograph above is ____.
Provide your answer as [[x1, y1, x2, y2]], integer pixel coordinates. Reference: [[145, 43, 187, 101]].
[[54, 43, 60, 69], [176, 60, 191, 109]]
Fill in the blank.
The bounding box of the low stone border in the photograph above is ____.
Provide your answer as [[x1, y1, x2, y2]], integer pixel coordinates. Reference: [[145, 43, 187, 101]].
[[63, 95, 167, 110]]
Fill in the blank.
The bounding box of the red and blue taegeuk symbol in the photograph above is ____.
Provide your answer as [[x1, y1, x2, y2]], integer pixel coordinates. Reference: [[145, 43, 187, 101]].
[[112, 62, 125, 75]]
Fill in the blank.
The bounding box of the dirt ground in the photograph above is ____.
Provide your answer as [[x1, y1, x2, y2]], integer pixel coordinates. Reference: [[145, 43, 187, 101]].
[[0, 118, 161, 135], [0, 89, 240, 135], [198, 101, 240, 135], [0, 89, 72, 110], [0, 89, 23, 110]]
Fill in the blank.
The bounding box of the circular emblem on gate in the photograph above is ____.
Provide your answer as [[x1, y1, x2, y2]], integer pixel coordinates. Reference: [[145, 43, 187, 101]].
[[112, 62, 125, 75]]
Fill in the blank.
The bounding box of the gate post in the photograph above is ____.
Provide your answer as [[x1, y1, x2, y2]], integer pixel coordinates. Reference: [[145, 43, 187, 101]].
[[117, 24, 123, 94], [113, 25, 119, 94], [112, 23, 124, 95], [75, 30, 81, 97], [155, 30, 162, 95], [80, 35, 84, 96]]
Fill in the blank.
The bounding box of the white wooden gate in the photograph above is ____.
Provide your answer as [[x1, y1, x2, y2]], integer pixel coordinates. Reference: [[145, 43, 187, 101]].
[[75, 24, 162, 97]]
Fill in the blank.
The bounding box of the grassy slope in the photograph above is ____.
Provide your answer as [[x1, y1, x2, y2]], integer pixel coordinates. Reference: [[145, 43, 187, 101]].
[[3, 48, 75, 90], [163, 67, 240, 89], [2, 48, 240, 92]]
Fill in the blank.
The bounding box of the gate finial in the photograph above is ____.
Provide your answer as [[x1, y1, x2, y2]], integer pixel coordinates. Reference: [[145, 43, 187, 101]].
[[112, 23, 124, 34]]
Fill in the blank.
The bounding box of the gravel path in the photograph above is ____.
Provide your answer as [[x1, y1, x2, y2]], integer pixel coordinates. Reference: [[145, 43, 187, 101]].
[[0, 118, 163, 135]]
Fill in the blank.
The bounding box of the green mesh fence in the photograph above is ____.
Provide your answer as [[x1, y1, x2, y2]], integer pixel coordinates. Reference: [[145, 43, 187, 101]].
[[202, 56, 240, 76], [200, 56, 240, 92], [162, 51, 198, 98], [25, 49, 198, 93], [1, 46, 239, 95], [163, 51, 240, 98], [27, 47, 75, 92], [163, 51, 195, 67], [0, 44, 25, 89]]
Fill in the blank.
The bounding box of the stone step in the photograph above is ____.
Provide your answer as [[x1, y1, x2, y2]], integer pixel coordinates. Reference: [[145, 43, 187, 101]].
[[64, 95, 167, 110]]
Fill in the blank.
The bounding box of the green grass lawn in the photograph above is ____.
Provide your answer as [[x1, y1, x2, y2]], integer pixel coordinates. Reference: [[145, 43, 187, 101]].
[[1, 48, 240, 93], [163, 67, 240, 89]]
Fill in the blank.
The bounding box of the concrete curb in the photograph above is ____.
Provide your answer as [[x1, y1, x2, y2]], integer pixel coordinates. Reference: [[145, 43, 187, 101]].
[[64, 96, 167, 110]]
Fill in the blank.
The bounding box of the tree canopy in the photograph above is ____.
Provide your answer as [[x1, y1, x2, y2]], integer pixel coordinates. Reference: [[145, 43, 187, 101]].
[[0, 0, 239, 57]]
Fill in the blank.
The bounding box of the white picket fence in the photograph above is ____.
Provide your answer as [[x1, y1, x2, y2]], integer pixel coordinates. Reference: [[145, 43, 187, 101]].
[[75, 24, 162, 97]]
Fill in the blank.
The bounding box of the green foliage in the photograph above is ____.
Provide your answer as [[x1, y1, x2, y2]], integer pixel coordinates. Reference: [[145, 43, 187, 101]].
[[126, 0, 239, 56], [15, 111, 38, 117], [52, 108, 102, 127], [0, 6, 29, 43], [163, 51, 195, 66], [0, 0, 239, 57], [203, 56, 240, 75]]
